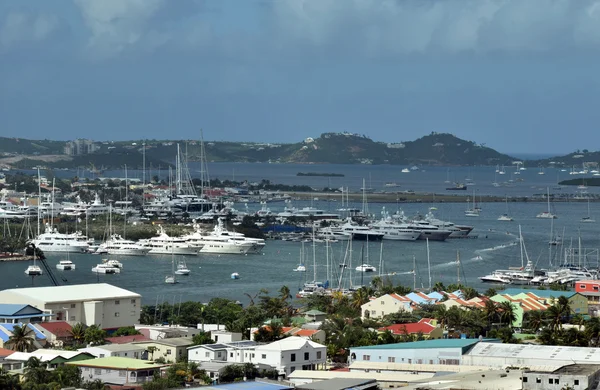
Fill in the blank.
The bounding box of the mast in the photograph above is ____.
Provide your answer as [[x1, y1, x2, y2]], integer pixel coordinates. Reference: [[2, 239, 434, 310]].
[[456, 250, 461, 284], [426, 238, 431, 291], [378, 240, 384, 277], [519, 225, 524, 268], [413, 255, 416, 291], [50, 178, 55, 228], [312, 224, 317, 283], [124, 164, 128, 238], [36, 168, 41, 237]]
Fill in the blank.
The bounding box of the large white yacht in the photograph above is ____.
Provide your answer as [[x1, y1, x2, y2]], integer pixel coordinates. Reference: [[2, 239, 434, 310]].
[[183, 222, 255, 254], [138, 226, 200, 255], [96, 234, 151, 256], [30, 224, 90, 253], [370, 217, 421, 241], [338, 218, 384, 241], [203, 218, 265, 253]]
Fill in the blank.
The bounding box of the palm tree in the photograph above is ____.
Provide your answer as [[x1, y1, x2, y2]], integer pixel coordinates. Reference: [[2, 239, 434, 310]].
[[524, 310, 545, 334], [483, 300, 499, 329], [23, 357, 50, 385], [433, 305, 450, 330], [432, 282, 445, 292], [497, 301, 516, 328], [146, 346, 157, 361], [69, 322, 86, 345], [556, 296, 572, 320], [462, 287, 480, 300], [6, 325, 35, 352], [351, 288, 370, 312], [84, 324, 106, 346], [545, 305, 564, 332], [0, 369, 20, 390]]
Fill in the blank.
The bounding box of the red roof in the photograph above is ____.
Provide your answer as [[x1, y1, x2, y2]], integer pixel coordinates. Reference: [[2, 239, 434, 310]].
[[38, 321, 73, 338], [295, 329, 319, 337], [105, 335, 152, 344], [379, 321, 437, 335], [0, 347, 14, 357]]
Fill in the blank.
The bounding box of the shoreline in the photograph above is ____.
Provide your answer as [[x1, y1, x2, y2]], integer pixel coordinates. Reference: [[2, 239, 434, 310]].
[[0, 254, 32, 262]]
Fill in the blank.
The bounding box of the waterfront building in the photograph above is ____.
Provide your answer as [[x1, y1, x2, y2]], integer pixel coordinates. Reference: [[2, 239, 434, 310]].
[[522, 364, 600, 390], [575, 280, 600, 316], [0, 283, 141, 329]]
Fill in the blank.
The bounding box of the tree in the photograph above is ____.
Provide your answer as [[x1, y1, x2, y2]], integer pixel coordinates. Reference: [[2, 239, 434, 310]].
[[0, 369, 21, 390], [6, 325, 35, 352], [114, 326, 140, 337], [432, 282, 446, 292], [498, 301, 517, 328], [84, 324, 106, 346], [146, 346, 158, 361], [23, 357, 51, 385], [462, 287, 480, 300], [483, 300, 499, 329], [70, 323, 87, 345], [524, 310, 545, 334], [192, 331, 215, 346]]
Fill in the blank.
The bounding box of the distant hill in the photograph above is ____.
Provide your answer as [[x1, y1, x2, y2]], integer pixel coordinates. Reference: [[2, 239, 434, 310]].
[[0, 133, 591, 168]]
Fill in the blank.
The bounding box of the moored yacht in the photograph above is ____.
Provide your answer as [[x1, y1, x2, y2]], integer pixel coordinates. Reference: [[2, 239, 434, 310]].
[[92, 263, 120, 274], [182, 221, 255, 254], [205, 218, 265, 253], [355, 264, 376, 272], [30, 224, 90, 253], [96, 234, 151, 256], [339, 218, 384, 241], [138, 226, 200, 255], [56, 260, 75, 270]]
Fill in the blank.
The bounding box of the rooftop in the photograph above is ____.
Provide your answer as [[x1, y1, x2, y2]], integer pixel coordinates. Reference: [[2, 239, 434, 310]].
[[0, 283, 140, 303], [201, 381, 292, 390], [352, 338, 494, 351], [82, 343, 145, 352], [466, 342, 600, 364], [37, 321, 73, 338], [295, 378, 376, 390], [552, 364, 600, 375], [500, 288, 576, 299], [255, 336, 324, 351], [0, 304, 50, 318], [133, 336, 193, 347], [0, 347, 14, 357], [379, 322, 437, 335], [66, 356, 168, 370], [105, 334, 152, 344]]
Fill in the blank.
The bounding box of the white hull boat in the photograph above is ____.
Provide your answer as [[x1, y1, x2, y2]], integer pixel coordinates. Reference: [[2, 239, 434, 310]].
[[56, 260, 75, 270], [92, 264, 120, 274]]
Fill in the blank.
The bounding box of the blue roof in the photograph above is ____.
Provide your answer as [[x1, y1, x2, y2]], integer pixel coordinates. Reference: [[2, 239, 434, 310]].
[[203, 382, 293, 390], [500, 288, 577, 299], [0, 323, 47, 342], [0, 304, 45, 317], [352, 338, 498, 351]]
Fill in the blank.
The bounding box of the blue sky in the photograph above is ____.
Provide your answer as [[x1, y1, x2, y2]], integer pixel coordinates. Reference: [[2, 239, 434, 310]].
[[1, 0, 600, 154]]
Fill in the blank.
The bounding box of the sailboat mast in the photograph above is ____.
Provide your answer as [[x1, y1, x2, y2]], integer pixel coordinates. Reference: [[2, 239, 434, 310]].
[[413, 255, 416, 291], [426, 238, 431, 291], [456, 250, 460, 284], [36, 168, 41, 237], [312, 225, 317, 283], [519, 225, 524, 268]]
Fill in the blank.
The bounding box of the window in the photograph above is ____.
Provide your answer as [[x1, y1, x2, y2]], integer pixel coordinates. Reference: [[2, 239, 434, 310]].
[[381, 301, 385, 305], [317, 351, 322, 359], [205, 352, 210, 358], [130, 311, 136, 316], [99, 354, 105, 358], [217, 352, 222, 358], [115, 312, 120, 317], [522, 377, 527, 383], [70, 316, 75, 321], [70, 303, 76, 308], [536, 378, 541, 384], [230, 353, 234, 358], [388, 357, 395, 363], [291, 353, 296, 362], [581, 284, 586, 289], [131, 299, 136, 304], [304, 352, 309, 360], [252, 353, 255, 358], [262, 354, 266, 359], [555, 379, 559, 385], [119, 371, 126, 377], [167, 349, 172, 355], [363, 355, 371, 361], [575, 380, 580, 385], [124, 353, 128, 357], [94, 369, 102, 375], [549, 379, 553, 384], [115, 300, 120, 305]]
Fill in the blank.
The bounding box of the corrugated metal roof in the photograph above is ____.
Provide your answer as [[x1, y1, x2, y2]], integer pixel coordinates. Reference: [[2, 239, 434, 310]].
[[0, 283, 140, 303], [500, 288, 576, 299], [0, 323, 46, 342], [466, 342, 600, 363], [200, 381, 292, 390], [352, 338, 494, 350]]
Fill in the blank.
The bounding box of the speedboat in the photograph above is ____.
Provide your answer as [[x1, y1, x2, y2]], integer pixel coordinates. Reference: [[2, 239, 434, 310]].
[[92, 264, 120, 274], [355, 264, 376, 273], [175, 259, 190, 275], [95, 234, 151, 256], [165, 275, 177, 284], [102, 259, 123, 269], [56, 260, 75, 270], [479, 272, 511, 284], [536, 211, 557, 219], [293, 264, 306, 272], [231, 272, 240, 280], [498, 214, 513, 221]]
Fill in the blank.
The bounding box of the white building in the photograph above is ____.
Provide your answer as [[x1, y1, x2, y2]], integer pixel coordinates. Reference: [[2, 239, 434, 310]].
[[0, 283, 141, 329], [188, 340, 258, 364], [79, 344, 146, 359], [134, 324, 201, 340], [361, 294, 413, 320], [66, 357, 167, 385], [522, 365, 600, 390], [253, 337, 326, 377]]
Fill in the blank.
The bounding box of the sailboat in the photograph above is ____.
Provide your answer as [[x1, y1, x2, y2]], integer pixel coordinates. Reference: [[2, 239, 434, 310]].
[[548, 217, 561, 246], [536, 187, 557, 219], [464, 190, 480, 217], [56, 251, 75, 270], [498, 195, 513, 221], [538, 166, 545, 175], [25, 169, 44, 276], [165, 246, 178, 284], [293, 242, 307, 272], [296, 226, 326, 298], [581, 199, 595, 223]]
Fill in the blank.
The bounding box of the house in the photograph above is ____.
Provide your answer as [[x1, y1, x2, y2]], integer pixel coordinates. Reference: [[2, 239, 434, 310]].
[[0, 283, 141, 329], [575, 280, 600, 316], [37, 321, 73, 347], [9, 349, 95, 368], [349, 338, 496, 366], [303, 310, 327, 323], [0, 304, 53, 324], [135, 324, 201, 340], [79, 343, 146, 359], [211, 330, 242, 343], [251, 326, 325, 344], [499, 288, 588, 316], [0, 323, 47, 349], [66, 357, 168, 385], [378, 318, 443, 340], [133, 337, 194, 363], [361, 294, 413, 320], [188, 340, 258, 364], [253, 337, 327, 377], [490, 294, 550, 328], [105, 334, 152, 344]]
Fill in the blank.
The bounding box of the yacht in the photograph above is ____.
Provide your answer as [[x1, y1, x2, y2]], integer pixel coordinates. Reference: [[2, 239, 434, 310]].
[[296, 281, 326, 298], [317, 227, 351, 241], [174, 259, 190, 275], [96, 234, 151, 256], [92, 263, 120, 274], [231, 272, 240, 280], [287, 207, 340, 220], [30, 224, 90, 253], [421, 210, 473, 237], [479, 271, 512, 284], [338, 218, 384, 241], [204, 218, 265, 253], [182, 221, 255, 254], [370, 217, 421, 241], [102, 259, 123, 269], [85, 194, 110, 216], [138, 226, 200, 255], [355, 264, 376, 272], [293, 264, 306, 272], [24, 256, 43, 275], [498, 214, 514, 221], [56, 260, 75, 270]]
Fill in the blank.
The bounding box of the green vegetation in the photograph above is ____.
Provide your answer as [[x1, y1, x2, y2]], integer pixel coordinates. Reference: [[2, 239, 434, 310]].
[[559, 178, 600, 186]]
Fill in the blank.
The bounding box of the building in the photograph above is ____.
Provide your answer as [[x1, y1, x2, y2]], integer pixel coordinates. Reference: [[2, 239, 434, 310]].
[[63, 139, 100, 156], [498, 288, 588, 316], [295, 378, 378, 390], [0, 283, 141, 329], [523, 364, 600, 390], [211, 331, 242, 344], [0, 304, 52, 324], [188, 340, 258, 364], [104, 334, 152, 344], [463, 342, 600, 368], [133, 337, 194, 363], [490, 293, 550, 328], [66, 357, 168, 385], [135, 324, 202, 340], [37, 321, 73, 348], [349, 339, 495, 366], [361, 294, 413, 320], [79, 343, 146, 359], [575, 280, 600, 316], [253, 337, 326, 377], [378, 318, 443, 340], [9, 349, 95, 368]]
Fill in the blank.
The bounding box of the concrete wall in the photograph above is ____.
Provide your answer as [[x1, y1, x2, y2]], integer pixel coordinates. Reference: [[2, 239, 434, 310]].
[[522, 371, 598, 390], [79, 346, 145, 359], [133, 342, 188, 363], [79, 366, 157, 385], [188, 346, 227, 363], [255, 344, 326, 376], [350, 347, 463, 365]]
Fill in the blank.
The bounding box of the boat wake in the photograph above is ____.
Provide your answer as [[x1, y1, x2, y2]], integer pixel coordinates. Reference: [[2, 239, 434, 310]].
[[475, 241, 518, 253]]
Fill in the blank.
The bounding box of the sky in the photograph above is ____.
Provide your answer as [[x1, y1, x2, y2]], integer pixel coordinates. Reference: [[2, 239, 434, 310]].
[[1, 0, 600, 154]]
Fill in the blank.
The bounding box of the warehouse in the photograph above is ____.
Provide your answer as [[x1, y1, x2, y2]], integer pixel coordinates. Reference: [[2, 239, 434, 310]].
[[0, 283, 141, 329]]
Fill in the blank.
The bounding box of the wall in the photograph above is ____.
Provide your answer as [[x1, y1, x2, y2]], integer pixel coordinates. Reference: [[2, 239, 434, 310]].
[[255, 343, 326, 376], [361, 295, 412, 320], [80, 346, 145, 359], [188, 346, 227, 363], [79, 366, 157, 385], [133, 342, 188, 363], [350, 347, 463, 366], [522, 372, 593, 390]]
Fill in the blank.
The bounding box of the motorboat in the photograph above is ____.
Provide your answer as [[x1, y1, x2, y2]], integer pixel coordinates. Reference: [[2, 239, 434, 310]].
[[102, 259, 123, 269], [96, 234, 151, 256], [317, 228, 351, 241], [293, 264, 306, 272], [446, 182, 467, 190], [231, 272, 240, 280], [355, 264, 376, 273], [479, 272, 511, 284], [30, 223, 90, 253], [205, 218, 265, 253], [370, 217, 421, 241], [296, 281, 326, 298], [138, 226, 200, 255], [338, 218, 384, 241], [165, 275, 177, 284], [498, 214, 514, 221], [92, 263, 120, 274], [182, 221, 256, 254], [175, 259, 190, 275], [56, 260, 75, 270]]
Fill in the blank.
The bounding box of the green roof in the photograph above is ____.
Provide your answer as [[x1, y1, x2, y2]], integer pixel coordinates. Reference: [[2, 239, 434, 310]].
[[352, 338, 498, 351], [66, 357, 168, 370]]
